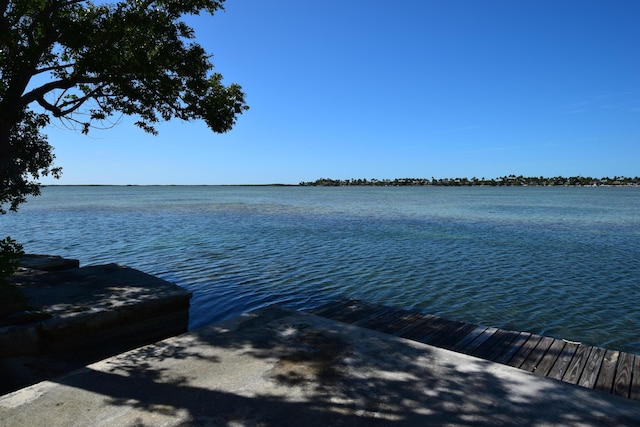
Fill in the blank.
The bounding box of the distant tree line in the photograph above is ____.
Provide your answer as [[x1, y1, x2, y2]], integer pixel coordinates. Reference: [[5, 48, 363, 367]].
[[300, 175, 640, 187]]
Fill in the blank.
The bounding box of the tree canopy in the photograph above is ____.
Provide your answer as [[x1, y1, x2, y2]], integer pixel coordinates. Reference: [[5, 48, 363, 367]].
[[0, 0, 248, 213]]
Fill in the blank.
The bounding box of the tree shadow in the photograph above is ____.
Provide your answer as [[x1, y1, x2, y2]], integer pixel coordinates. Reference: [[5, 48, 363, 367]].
[[0, 264, 193, 395], [24, 305, 640, 426]]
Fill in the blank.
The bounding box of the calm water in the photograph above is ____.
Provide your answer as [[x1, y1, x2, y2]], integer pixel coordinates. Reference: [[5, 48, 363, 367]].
[[3, 185, 640, 353]]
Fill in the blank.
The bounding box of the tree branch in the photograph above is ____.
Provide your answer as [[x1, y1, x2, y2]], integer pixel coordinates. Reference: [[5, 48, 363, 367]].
[[34, 62, 74, 75], [55, 96, 90, 116], [36, 82, 107, 117], [35, 96, 63, 117], [56, 86, 105, 114], [20, 76, 102, 109]]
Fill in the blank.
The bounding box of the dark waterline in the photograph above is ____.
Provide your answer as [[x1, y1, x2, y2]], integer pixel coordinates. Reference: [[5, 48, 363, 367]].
[[4, 185, 640, 353]]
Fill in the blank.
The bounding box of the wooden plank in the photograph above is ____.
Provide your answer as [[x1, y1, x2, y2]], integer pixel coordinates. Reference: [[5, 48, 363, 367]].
[[392, 312, 436, 334], [355, 308, 403, 328], [578, 346, 606, 389], [397, 314, 440, 341], [403, 315, 451, 342], [562, 345, 593, 384], [631, 355, 640, 401], [394, 313, 435, 334], [458, 327, 499, 355], [450, 325, 488, 352], [414, 316, 468, 345], [340, 304, 389, 325], [506, 334, 543, 368], [547, 342, 579, 381], [520, 336, 555, 372], [362, 309, 406, 330], [378, 312, 427, 335], [534, 339, 566, 377], [473, 329, 521, 362], [465, 328, 507, 359], [464, 327, 508, 359], [594, 349, 619, 393], [422, 318, 468, 347], [318, 300, 378, 323], [429, 322, 477, 350], [309, 299, 356, 317], [494, 332, 531, 365], [613, 352, 634, 398]]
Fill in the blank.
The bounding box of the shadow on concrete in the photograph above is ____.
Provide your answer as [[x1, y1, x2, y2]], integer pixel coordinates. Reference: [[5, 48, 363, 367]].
[[24, 306, 640, 426], [0, 264, 190, 395]]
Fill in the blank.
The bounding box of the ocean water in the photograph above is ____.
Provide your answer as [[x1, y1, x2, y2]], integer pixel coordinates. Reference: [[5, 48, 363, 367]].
[[3, 185, 640, 353]]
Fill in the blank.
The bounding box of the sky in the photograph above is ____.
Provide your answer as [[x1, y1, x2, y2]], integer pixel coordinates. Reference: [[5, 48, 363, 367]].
[[40, 0, 640, 185]]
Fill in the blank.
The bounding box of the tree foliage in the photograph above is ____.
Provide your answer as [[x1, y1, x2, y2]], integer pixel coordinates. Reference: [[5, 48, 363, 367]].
[[0, 236, 23, 281], [0, 0, 248, 213]]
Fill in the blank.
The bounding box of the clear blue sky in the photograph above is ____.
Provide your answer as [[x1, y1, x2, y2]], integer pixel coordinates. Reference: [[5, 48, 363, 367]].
[[41, 0, 640, 185]]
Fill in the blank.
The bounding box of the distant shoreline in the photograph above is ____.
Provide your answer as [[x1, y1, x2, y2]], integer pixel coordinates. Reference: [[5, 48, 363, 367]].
[[40, 175, 640, 188], [300, 176, 640, 187]]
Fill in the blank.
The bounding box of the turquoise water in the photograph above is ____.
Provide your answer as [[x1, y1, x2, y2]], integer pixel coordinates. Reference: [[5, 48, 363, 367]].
[[3, 185, 640, 353]]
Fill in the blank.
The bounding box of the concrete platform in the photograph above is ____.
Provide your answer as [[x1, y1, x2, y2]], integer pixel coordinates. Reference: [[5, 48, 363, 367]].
[[0, 259, 191, 394], [2, 306, 639, 426]]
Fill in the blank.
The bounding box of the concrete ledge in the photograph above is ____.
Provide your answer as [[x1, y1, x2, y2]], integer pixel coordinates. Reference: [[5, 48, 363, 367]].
[[0, 258, 191, 394], [1, 306, 639, 426]]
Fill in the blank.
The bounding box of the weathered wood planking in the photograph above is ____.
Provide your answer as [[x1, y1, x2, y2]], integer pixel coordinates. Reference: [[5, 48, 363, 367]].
[[547, 342, 579, 381], [494, 332, 531, 365], [506, 334, 543, 369], [631, 356, 640, 401], [308, 299, 640, 401], [594, 349, 619, 393], [578, 347, 606, 389], [614, 352, 634, 398], [534, 338, 566, 376], [425, 322, 477, 349], [471, 328, 520, 362], [521, 336, 556, 373]]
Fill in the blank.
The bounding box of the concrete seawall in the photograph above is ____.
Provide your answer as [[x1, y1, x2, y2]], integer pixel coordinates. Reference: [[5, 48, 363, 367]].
[[0, 255, 191, 394]]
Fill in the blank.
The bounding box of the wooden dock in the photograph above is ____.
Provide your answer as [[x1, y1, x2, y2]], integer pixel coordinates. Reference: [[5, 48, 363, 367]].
[[308, 299, 640, 401]]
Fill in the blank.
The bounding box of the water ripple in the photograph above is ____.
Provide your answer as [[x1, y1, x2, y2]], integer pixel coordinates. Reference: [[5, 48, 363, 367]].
[[4, 186, 640, 353]]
